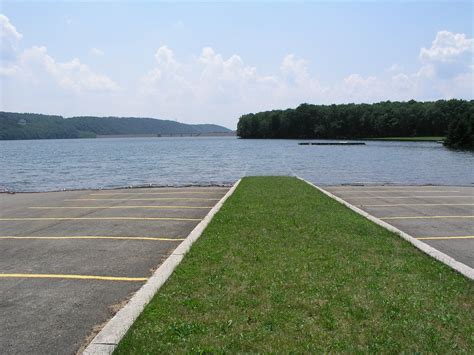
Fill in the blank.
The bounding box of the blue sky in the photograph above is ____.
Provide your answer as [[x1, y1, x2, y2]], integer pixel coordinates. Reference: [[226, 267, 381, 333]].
[[1, 1, 473, 129]]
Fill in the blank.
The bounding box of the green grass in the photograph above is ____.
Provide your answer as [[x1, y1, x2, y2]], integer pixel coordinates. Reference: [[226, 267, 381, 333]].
[[365, 136, 445, 141], [115, 177, 473, 353]]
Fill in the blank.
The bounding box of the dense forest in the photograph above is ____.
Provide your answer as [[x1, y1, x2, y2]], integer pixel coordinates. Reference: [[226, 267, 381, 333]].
[[237, 99, 474, 149], [0, 112, 231, 140]]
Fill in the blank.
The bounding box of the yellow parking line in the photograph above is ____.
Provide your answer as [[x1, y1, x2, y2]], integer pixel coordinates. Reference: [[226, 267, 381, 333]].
[[30, 206, 211, 210], [90, 191, 224, 195], [65, 198, 220, 201], [380, 215, 474, 220], [359, 203, 474, 207], [416, 236, 474, 240], [0, 236, 184, 241], [0, 217, 201, 221], [0, 273, 147, 282], [346, 196, 473, 199]]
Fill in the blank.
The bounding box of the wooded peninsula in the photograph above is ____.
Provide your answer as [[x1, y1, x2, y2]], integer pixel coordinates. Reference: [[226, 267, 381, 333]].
[[0, 112, 232, 140], [237, 99, 474, 149]]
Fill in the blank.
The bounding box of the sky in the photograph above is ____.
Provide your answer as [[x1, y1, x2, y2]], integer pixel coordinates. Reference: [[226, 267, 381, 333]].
[[0, 1, 473, 129]]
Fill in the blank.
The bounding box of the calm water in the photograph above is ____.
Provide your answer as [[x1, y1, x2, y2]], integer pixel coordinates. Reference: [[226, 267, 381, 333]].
[[1, 137, 473, 192]]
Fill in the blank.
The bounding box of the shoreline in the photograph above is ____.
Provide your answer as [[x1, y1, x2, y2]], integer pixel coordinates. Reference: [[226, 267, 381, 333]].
[[2, 181, 474, 194], [0, 183, 234, 194]]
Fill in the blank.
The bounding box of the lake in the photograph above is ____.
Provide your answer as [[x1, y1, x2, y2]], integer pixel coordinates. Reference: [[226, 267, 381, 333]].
[[1, 137, 473, 192]]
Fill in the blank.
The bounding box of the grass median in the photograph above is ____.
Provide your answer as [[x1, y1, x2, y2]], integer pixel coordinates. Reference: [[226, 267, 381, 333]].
[[115, 176, 473, 353]]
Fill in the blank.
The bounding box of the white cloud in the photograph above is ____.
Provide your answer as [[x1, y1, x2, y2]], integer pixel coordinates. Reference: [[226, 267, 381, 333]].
[[391, 73, 414, 91], [280, 54, 309, 84], [0, 65, 20, 76], [0, 15, 118, 94], [138, 46, 283, 122], [154, 45, 178, 69], [332, 31, 474, 103], [140, 46, 186, 93], [137, 32, 472, 127], [5, 46, 119, 93], [0, 14, 22, 60], [90, 47, 104, 56], [342, 74, 379, 93], [0, 14, 22, 42], [139, 46, 192, 112], [142, 45, 259, 101], [417, 31, 474, 81], [420, 31, 473, 63], [197, 47, 259, 85]]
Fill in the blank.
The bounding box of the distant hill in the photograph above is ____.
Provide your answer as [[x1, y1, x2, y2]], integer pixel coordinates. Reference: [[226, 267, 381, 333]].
[[0, 112, 233, 140]]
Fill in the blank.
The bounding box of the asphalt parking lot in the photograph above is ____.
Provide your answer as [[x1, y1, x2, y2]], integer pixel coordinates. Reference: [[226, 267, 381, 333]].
[[0, 186, 229, 354], [324, 185, 474, 268]]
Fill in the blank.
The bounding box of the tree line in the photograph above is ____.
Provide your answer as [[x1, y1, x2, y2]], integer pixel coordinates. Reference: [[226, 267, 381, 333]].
[[237, 99, 473, 149]]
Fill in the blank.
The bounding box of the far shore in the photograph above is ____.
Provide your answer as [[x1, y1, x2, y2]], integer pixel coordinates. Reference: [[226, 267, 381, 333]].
[[362, 136, 444, 142], [96, 132, 236, 138]]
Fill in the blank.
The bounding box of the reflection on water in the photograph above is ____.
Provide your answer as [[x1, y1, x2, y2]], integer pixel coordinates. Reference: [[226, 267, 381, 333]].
[[1, 137, 473, 192]]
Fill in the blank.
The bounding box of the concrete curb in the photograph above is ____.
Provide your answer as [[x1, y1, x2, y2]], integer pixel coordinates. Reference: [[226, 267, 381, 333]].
[[82, 179, 242, 354], [297, 177, 474, 281]]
